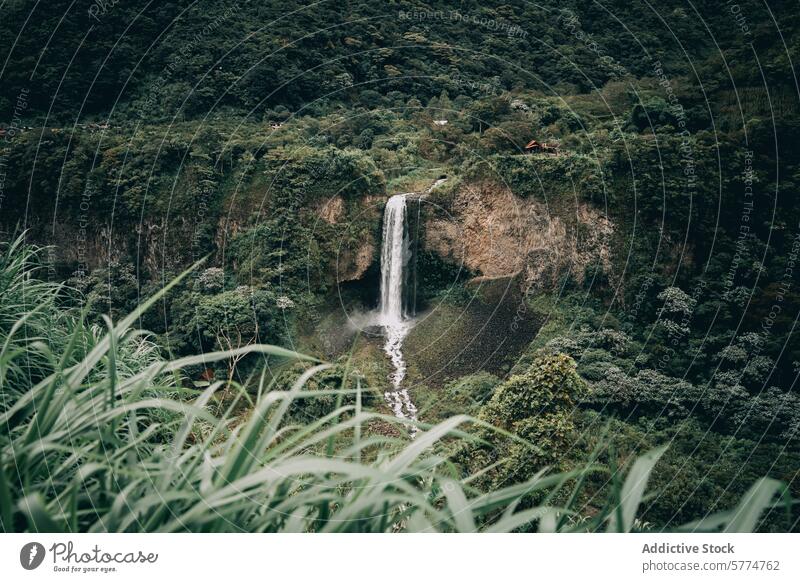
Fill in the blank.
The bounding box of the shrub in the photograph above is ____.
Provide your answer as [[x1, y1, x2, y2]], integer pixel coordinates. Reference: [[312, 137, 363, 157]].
[[459, 353, 587, 491], [444, 372, 501, 411], [480, 352, 586, 428], [273, 361, 378, 422]]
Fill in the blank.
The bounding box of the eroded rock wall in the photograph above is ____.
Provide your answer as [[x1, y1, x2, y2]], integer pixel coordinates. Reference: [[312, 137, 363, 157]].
[[423, 181, 614, 290], [311, 194, 382, 283]]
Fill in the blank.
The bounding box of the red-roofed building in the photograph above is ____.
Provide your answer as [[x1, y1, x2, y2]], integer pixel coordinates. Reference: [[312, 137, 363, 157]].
[[525, 139, 560, 155]]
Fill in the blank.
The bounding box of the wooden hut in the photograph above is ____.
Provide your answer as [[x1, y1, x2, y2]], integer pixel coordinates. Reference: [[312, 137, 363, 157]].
[[524, 139, 560, 155]]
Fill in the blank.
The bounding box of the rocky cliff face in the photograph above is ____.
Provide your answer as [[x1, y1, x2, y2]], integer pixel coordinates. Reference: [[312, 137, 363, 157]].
[[16, 215, 199, 278], [422, 181, 614, 290], [317, 181, 615, 293], [17, 178, 613, 295], [312, 194, 381, 283], [336, 239, 376, 282]]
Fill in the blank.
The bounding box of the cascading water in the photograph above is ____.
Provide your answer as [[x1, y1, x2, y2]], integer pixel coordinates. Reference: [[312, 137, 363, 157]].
[[376, 179, 446, 437], [378, 194, 418, 435], [379, 195, 410, 325]]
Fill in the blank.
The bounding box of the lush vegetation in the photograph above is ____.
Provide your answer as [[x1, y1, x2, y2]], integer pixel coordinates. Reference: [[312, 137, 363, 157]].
[[0, 237, 793, 532], [1, 0, 799, 532]]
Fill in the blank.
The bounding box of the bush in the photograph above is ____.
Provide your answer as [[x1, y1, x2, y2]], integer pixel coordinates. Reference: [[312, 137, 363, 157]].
[[444, 372, 501, 411], [273, 361, 378, 422], [588, 366, 700, 421], [481, 352, 586, 428], [459, 353, 587, 490]]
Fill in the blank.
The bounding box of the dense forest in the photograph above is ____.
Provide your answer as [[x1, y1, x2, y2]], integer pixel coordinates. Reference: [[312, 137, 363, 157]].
[[1, 0, 799, 532]]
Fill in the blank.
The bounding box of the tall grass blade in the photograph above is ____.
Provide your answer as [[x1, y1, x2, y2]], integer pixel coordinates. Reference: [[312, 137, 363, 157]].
[[607, 445, 667, 532]]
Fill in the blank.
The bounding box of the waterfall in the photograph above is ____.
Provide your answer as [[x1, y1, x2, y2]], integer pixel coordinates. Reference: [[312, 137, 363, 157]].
[[379, 194, 410, 325], [376, 180, 446, 436], [378, 194, 418, 435]]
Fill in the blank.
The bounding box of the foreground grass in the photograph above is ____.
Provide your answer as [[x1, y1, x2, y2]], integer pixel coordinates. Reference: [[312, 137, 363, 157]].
[[0, 237, 793, 532]]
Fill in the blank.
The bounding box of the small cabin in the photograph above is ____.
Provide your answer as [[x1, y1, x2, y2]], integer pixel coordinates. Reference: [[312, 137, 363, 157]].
[[525, 139, 560, 155]]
